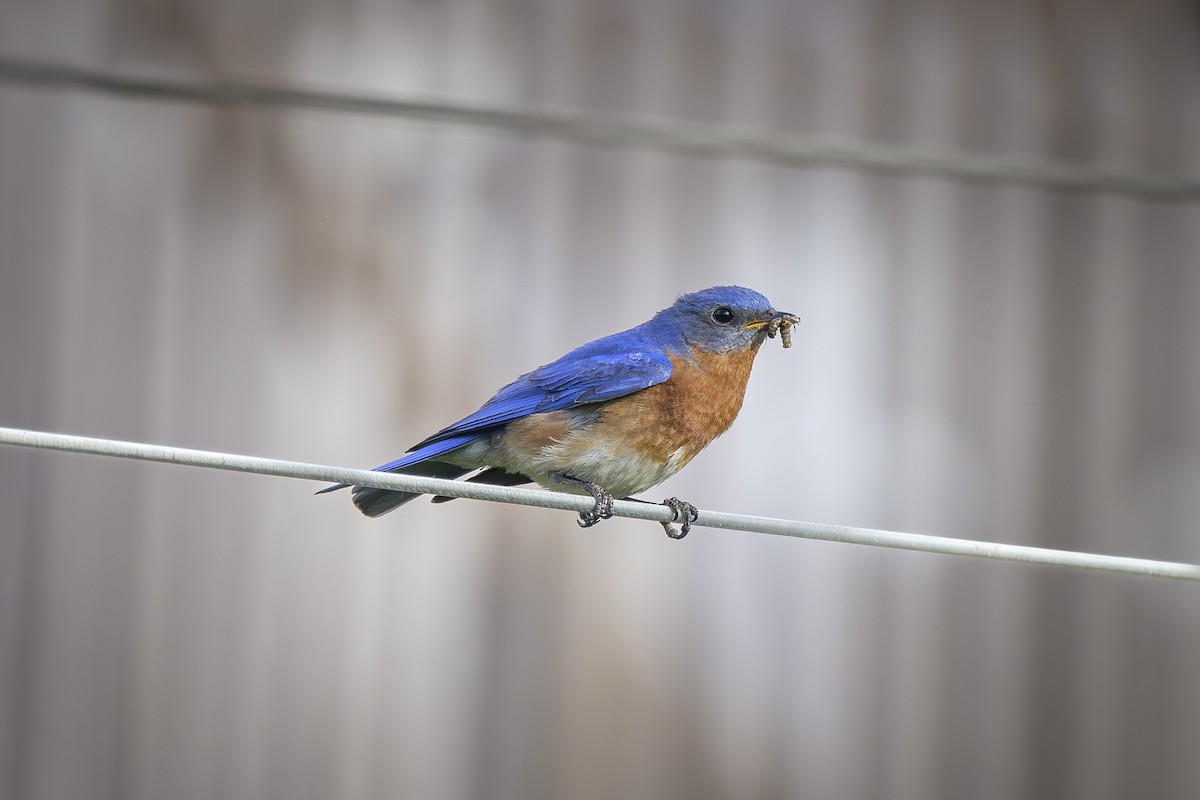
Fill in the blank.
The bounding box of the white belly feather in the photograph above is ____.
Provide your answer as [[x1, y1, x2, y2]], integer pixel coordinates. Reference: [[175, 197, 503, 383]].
[[453, 433, 687, 499]]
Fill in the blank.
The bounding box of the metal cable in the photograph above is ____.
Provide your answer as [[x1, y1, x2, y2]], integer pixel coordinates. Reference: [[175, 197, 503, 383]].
[[2, 426, 1197, 581], [1, 56, 1198, 202]]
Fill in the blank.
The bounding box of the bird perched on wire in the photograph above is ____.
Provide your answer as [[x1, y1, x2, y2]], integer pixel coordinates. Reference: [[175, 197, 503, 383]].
[[320, 286, 799, 538]]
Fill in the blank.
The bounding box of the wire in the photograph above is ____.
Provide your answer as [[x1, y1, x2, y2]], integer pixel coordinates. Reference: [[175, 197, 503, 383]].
[[2, 56, 1198, 203], [1, 426, 1197, 581]]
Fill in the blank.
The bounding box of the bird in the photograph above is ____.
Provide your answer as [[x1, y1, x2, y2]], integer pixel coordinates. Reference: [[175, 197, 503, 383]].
[[319, 286, 799, 538]]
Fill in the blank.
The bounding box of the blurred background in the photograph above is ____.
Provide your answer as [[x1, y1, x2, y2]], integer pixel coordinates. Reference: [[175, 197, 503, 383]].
[[2, 1, 1199, 798]]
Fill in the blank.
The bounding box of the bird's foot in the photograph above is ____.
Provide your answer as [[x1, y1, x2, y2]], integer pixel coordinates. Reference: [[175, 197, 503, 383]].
[[577, 488, 614, 528], [661, 497, 699, 539], [552, 473, 615, 529]]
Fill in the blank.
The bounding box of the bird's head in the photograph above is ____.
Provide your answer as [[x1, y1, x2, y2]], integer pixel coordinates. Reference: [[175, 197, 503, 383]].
[[657, 286, 800, 354]]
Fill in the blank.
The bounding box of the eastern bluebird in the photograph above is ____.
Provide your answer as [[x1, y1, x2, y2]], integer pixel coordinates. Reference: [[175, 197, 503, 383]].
[[320, 286, 799, 538]]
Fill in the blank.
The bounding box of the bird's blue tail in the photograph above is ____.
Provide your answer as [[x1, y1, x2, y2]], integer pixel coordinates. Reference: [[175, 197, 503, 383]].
[[317, 434, 480, 517], [349, 460, 472, 517]]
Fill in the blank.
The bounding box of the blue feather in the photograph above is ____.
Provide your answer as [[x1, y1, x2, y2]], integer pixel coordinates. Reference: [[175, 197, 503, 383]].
[[376, 433, 482, 472], [410, 333, 674, 449], [317, 333, 674, 497]]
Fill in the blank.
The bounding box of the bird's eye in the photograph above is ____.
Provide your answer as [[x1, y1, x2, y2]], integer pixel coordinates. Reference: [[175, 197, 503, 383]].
[[711, 306, 735, 325]]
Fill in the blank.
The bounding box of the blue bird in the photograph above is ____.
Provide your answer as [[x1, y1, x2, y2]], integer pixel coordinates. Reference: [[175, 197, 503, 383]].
[[320, 286, 798, 537]]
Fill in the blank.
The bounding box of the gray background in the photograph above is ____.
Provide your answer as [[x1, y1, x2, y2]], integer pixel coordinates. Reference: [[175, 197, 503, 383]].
[[1, 1, 1199, 798]]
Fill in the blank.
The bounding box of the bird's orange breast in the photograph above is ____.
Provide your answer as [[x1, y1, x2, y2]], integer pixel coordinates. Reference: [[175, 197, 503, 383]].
[[595, 343, 762, 469]]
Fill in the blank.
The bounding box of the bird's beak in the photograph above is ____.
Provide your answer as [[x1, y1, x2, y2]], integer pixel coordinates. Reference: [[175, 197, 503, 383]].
[[744, 310, 801, 348]]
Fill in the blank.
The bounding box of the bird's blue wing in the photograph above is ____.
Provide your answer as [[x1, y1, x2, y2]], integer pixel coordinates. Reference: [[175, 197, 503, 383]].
[[411, 336, 673, 450], [316, 332, 673, 500], [370, 433, 481, 473]]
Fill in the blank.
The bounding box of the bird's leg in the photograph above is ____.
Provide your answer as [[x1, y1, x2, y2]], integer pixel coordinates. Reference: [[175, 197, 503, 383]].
[[660, 497, 699, 539], [619, 494, 700, 537], [552, 473, 614, 528], [620, 496, 699, 539]]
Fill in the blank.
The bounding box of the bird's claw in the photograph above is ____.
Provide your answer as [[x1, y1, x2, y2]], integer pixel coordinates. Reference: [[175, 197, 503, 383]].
[[577, 490, 615, 528], [661, 497, 699, 539]]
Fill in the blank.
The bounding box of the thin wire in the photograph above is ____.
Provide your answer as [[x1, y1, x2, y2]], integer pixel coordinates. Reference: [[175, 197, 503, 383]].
[[2, 426, 1197, 582], [2, 56, 1198, 203]]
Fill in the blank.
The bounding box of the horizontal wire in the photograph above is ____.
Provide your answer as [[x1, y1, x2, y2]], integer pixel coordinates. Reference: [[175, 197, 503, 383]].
[[1, 56, 1199, 202], [2, 426, 1197, 582]]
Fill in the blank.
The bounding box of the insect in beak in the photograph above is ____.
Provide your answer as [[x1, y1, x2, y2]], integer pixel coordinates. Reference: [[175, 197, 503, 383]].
[[746, 312, 801, 348]]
